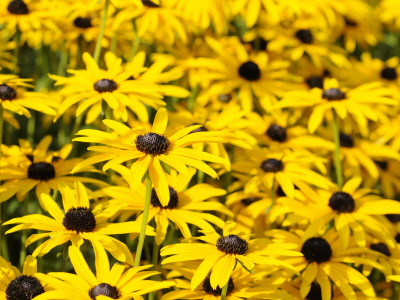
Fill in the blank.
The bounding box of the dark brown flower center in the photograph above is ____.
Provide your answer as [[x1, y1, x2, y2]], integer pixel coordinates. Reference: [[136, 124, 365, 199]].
[[6, 275, 44, 300], [203, 274, 234, 296], [329, 191, 355, 213], [7, 0, 28, 15], [216, 234, 248, 255], [301, 237, 332, 263], [151, 187, 178, 209], [73, 17, 92, 28], [261, 159, 283, 173], [0, 84, 17, 100], [370, 243, 391, 257], [295, 29, 313, 44], [135, 133, 170, 155], [322, 88, 345, 101], [94, 79, 118, 93], [396, 234, 400, 243], [266, 124, 287, 142], [339, 132, 354, 148], [218, 94, 232, 103], [142, 0, 159, 7], [27, 162, 55, 181], [63, 207, 96, 233], [306, 76, 324, 89], [238, 61, 261, 81], [381, 67, 398, 80], [386, 214, 400, 223], [89, 283, 119, 300]]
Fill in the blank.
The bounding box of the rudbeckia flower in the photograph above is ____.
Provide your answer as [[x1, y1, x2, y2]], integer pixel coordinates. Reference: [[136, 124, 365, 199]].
[[51, 52, 166, 124], [297, 177, 400, 249], [161, 222, 302, 291], [275, 78, 398, 133], [34, 243, 173, 300], [162, 264, 293, 300], [0, 0, 61, 48], [232, 147, 332, 198], [269, 229, 382, 300], [192, 36, 297, 112], [0, 75, 58, 119], [0, 135, 105, 204], [4, 182, 155, 264], [73, 108, 228, 206], [104, 168, 231, 244], [0, 255, 47, 300]]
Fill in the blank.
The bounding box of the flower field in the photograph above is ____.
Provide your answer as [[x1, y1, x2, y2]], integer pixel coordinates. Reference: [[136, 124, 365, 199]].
[[2, 0, 400, 299]]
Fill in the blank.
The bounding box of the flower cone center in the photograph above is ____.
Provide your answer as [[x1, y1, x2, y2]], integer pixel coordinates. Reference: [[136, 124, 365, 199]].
[[295, 29, 313, 44], [260, 159, 283, 173], [306, 76, 324, 89], [322, 88, 345, 101], [142, 0, 159, 7], [89, 283, 119, 300], [94, 79, 118, 93], [301, 237, 332, 263], [6, 275, 44, 300], [63, 207, 96, 233], [74, 17, 92, 28], [339, 132, 354, 148], [7, 0, 28, 14], [238, 61, 261, 81], [266, 124, 287, 142], [381, 67, 397, 80], [329, 191, 355, 213], [151, 187, 178, 209], [0, 84, 17, 101], [370, 243, 391, 257], [203, 275, 234, 296], [27, 162, 56, 181], [135, 132, 170, 155], [216, 234, 248, 255]]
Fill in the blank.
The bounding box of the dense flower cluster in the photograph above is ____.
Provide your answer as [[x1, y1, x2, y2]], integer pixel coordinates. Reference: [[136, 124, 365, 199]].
[[2, 0, 400, 299]]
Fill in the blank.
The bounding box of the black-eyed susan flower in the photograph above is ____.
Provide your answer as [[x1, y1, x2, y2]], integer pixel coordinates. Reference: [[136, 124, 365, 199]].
[[268, 229, 382, 300], [105, 168, 231, 245], [0, 135, 105, 204], [73, 108, 228, 207], [296, 177, 400, 249], [161, 263, 293, 300], [192, 36, 298, 112], [51, 51, 165, 124], [232, 147, 332, 198], [4, 182, 155, 264], [275, 78, 398, 133], [0, 75, 58, 119], [0, 255, 47, 300], [34, 243, 173, 300], [161, 222, 302, 291]]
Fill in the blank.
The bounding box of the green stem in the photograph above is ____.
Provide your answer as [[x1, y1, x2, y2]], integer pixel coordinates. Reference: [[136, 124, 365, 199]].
[[111, 30, 118, 54], [220, 281, 229, 300], [148, 241, 160, 300], [93, 0, 110, 64], [134, 177, 152, 267], [0, 103, 9, 261], [19, 198, 28, 268], [187, 85, 199, 112], [331, 110, 343, 189], [57, 47, 69, 76], [128, 21, 140, 62], [13, 32, 21, 73], [27, 111, 36, 144]]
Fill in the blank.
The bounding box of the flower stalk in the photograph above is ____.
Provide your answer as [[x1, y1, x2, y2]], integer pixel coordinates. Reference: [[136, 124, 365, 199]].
[[134, 176, 153, 267], [332, 109, 343, 189], [93, 0, 110, 63]]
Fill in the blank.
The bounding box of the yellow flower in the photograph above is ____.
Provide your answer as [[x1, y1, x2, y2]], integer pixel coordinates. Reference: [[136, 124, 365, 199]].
[[161, 222, 302, 291], [34, 243, 173, 300], [296, 177, 400, 249], [0, 255, 47, 300], [0, 135, 105, 204], [51, 52, 165, 124], [104, 167, 231, 245], [275, 78, 398, 133], [232, 147, 332, 198], [0, 74, 58, 118], [73, 108, 228, 207], [269, 229, 382, 300], [4, 182, 155, 264]]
